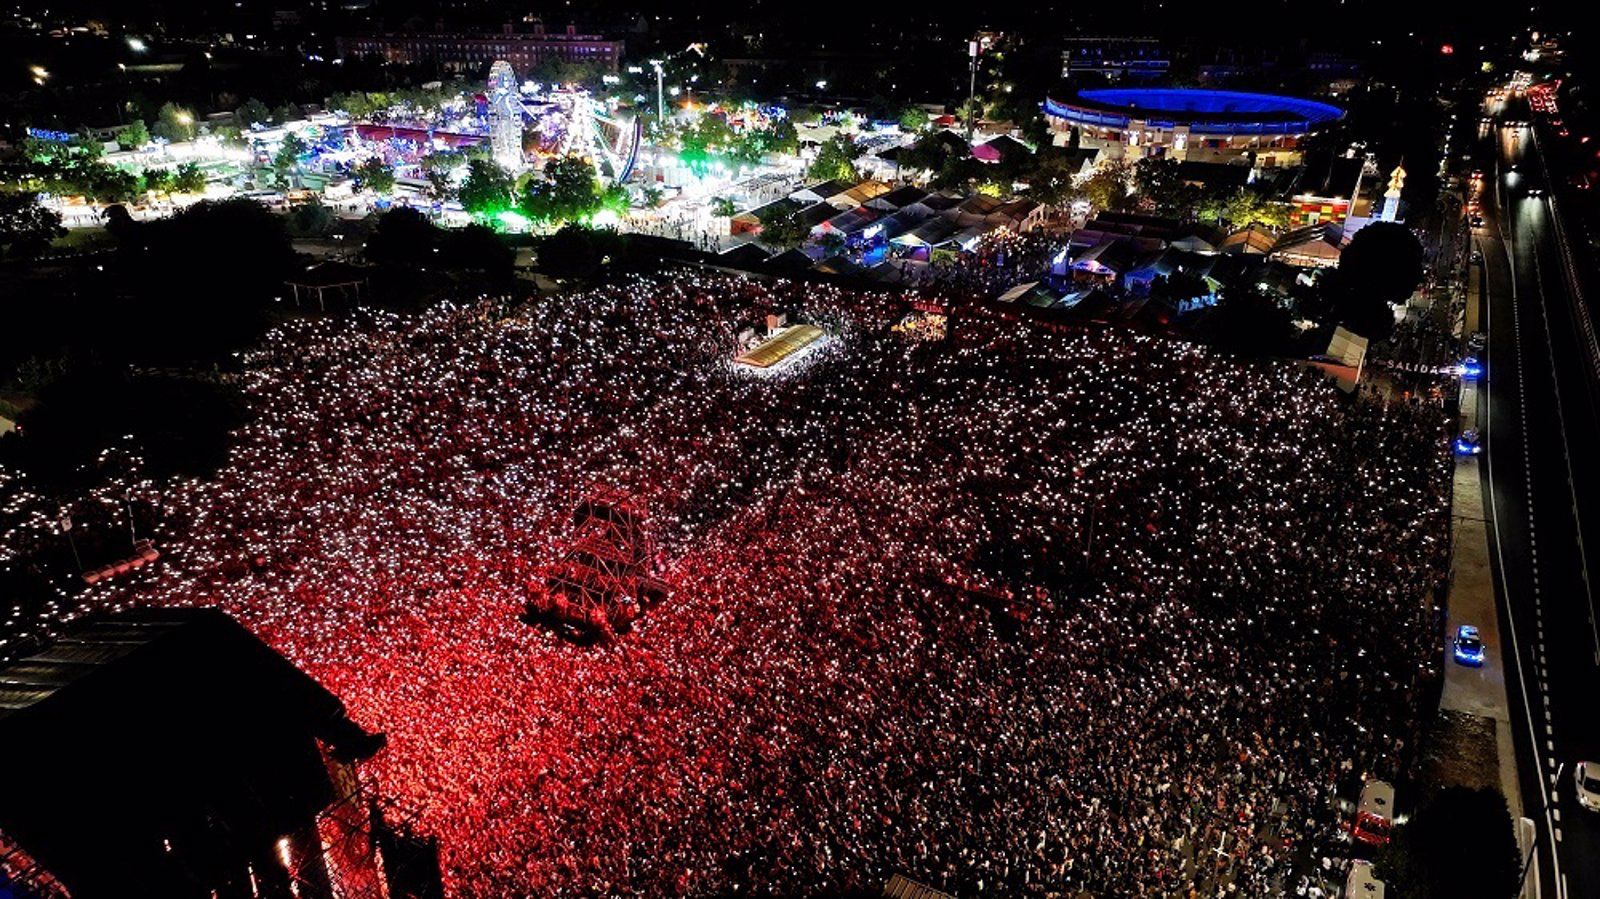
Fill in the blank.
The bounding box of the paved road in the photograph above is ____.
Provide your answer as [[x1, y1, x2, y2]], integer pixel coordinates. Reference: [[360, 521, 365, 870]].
[[1477, 101, 1600, 899]]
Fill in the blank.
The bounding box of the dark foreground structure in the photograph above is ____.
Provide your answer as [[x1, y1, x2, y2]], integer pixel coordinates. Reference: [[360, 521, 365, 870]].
[[0, 609, 437, 899]]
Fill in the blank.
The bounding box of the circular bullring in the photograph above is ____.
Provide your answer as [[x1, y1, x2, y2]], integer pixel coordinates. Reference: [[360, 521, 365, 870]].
[[1044, 88, 1344, 136]]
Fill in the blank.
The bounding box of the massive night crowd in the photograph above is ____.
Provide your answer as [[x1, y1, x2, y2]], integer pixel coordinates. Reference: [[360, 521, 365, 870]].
[[0, 270, 1451, 897]]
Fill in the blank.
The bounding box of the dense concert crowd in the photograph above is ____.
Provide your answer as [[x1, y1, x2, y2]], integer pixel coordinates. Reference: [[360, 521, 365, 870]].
[[919, 231, 1069, 298], [0, 270, 1450, 897]]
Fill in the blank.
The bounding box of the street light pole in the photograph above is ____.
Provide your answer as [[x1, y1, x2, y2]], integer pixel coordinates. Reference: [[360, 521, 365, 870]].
[[967, 40, 979, 142], [650, 60, 665, 123]]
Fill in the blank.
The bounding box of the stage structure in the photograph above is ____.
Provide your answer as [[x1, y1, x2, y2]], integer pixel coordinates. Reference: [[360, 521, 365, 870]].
[[526, 488, 669, 641], [487, 61, 525, 173]]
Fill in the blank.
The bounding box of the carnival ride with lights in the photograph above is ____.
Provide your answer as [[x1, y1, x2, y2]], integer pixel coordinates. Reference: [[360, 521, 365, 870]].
[[524, 487, 669, 642], [486, 61, 642, 184], [541, 92, 643, 185]]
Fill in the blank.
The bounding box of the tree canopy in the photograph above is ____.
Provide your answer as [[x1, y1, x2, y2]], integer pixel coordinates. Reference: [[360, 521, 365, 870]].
[[0, 192, 66, 259], [520, 155, 623, 227], [273, 134, 307, 188], [1340, 221, 1426, 307], [1376, 787, 1519, 899], [354, 157, 396, 196], [806, 134, 861, 183], [760, 208, 809, 250], [458, 158, 515, 217], [115, 119, 150, 150], [1325, 222, 1425, 341]]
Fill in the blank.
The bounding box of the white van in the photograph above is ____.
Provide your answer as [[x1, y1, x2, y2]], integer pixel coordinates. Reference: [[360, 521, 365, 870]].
[[1345, 860, 1386, 898]]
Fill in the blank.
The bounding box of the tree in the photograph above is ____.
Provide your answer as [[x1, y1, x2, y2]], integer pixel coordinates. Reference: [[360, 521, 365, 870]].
[[328, 91, 375, 120], [898, 105, 930, 134], [931, 155, 985, 192], [421, 150, 468, 201], [1375, 787, 1519, 899], [710, 196, 736, 217], [286, 199, 336, 237], [0, 192, 66, 259], [4, 369, 248, 489], [273, 103, 301, 125], [236, 98, 272, 129], [116, 119, 150, 150], [152, 102, 196, 142], [1340, 221, 1425, 307], [1221, 187, 1290, 230], [1081, 158, 1133, 212], [365, 207, 440, 267], [807, 134, 861, 182], [521, 155, 607, 226], [104, 198, 295, 363], [459, 158, 515, 218], [678, 115, 737, 174], [1133, 156, 1194, 216], [537, 223, 627, 279], [1206, 283, 1292, 357], [354, 157, 396, 196], [1324, 222, 1425, 342], [765, 119, 800, 156], [439, 224, 513, 279], [273, 133, 307, 189], [1025, 152, 1084, 208], [141, 167, 176, 198], [1151, 271, 1212, 307], [760, 208, 809, 250], [173, 162, 207, 194]]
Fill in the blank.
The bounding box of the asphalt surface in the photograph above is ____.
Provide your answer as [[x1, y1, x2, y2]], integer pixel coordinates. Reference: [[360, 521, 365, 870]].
[[1477, 103, 1600, 899]]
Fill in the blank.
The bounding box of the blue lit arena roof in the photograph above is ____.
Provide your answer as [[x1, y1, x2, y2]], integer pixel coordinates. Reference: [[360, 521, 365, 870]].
[[1044, 88, 1344, 136]]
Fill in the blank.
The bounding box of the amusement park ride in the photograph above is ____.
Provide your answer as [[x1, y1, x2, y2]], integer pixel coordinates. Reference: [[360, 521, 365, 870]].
[[524, 488, 670, 643], [487, 59, 643, 184]]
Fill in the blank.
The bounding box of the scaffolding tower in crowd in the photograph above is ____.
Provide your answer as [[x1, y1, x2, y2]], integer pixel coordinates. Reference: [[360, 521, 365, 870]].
[[526, 488, 669, 642]]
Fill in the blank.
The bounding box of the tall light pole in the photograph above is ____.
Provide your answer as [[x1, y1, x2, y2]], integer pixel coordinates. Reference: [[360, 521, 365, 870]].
[[649, 59, 665, 123], [966, 40, 979, 142]]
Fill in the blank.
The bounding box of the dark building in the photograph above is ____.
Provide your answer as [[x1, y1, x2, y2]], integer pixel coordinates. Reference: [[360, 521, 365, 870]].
[[0, 609, 425, 899], [338, 21, 623, 76]]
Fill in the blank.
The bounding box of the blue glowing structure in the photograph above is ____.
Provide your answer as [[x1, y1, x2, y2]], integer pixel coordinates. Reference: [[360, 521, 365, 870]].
[[1044, 88, 1344, 136]]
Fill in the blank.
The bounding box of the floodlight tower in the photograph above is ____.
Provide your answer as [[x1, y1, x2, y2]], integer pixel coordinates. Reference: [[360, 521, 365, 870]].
[[487, 60, 525, 173]]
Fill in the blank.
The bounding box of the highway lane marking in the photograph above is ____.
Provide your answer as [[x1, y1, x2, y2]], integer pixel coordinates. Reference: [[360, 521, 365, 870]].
[[1485, 185, 1566, 899], [1526, 225, 1600, 667]]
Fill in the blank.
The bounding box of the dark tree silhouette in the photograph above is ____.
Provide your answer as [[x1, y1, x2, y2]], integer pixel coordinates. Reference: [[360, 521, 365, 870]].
[[1329, 221, 1425, 340], [365, 207, 440, 267], [1376, 787, 1520, 899]]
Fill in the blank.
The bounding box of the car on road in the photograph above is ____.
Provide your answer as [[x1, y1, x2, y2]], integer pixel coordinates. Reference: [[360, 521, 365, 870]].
[[1471, 249, 1484, 264], [1454, 429, 1483, 456], [1470, 214, 1486, 228], [1575, 761, 1600, 812], [1527, 186, 1545, 197], [1452, 624, 1485, 666]]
